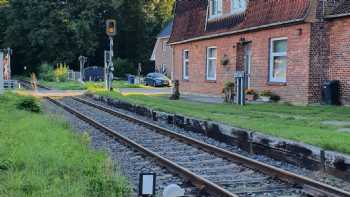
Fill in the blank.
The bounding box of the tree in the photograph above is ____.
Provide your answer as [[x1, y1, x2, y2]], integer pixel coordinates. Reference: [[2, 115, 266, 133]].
[[0, 0, 174, 75]]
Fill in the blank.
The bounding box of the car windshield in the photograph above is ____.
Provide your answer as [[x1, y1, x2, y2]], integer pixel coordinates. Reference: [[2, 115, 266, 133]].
[[153, 73, 166, 78], [148, 73, 166, 79]]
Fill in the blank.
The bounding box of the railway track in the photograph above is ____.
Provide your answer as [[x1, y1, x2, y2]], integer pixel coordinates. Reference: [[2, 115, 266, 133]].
[[45, 96, 350, 197]]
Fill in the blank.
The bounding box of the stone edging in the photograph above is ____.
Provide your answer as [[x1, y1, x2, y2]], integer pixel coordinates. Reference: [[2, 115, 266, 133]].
[[88, 94, 350, 179]]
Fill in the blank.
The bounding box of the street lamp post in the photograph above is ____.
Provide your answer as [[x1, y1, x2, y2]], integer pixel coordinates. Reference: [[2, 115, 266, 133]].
[[106, 19, 116, 91]]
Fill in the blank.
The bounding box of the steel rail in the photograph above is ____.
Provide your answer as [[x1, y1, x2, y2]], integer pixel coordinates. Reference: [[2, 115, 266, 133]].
[[72, 96, 350, 197], [47, 97, 237, 197]]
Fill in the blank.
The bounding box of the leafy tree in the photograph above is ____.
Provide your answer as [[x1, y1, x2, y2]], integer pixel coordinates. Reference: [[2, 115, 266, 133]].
[[0, 0, 174, 75]]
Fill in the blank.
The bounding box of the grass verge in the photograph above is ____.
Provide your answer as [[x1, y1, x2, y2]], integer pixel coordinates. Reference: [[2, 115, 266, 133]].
[[40, 80, 148, 90], [0, 92, 131, 196], [92, 90, 350, 155]]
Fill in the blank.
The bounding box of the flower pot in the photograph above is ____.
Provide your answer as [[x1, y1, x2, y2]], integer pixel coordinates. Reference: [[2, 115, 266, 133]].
[[246, 95, 255, 102], [260, 96, 271, 102]]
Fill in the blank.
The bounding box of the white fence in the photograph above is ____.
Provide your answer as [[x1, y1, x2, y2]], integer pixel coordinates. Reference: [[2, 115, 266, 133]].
[[4, 80, 17, 89], [67, 70, 82, 81]]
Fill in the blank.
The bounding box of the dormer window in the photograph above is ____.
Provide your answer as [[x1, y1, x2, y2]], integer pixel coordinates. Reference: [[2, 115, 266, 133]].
[[231, 0, 247, 14], [209, 0, 222, 19]]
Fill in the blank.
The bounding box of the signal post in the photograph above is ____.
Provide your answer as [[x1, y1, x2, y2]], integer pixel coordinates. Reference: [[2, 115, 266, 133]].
[[105, 19, 116, 91]]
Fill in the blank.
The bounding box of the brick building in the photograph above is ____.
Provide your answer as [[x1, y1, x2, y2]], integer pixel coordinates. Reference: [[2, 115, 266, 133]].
[[151, 21, 173, 78], [168, 0, 350, 104]]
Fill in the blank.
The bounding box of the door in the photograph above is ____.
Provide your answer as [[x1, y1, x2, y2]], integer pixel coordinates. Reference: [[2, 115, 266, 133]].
[[243, 42, 252, 88]]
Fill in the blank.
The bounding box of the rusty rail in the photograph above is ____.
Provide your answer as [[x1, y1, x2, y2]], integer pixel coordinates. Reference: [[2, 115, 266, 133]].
[[72, 96, 350, 197], [47, 97, 237, 197]]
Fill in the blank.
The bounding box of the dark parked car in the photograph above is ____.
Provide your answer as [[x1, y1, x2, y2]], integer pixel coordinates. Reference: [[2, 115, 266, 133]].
[[144, 73, 171, 87]]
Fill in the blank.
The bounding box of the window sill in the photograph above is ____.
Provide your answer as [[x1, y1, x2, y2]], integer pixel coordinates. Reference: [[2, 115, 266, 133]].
[[182, 79, 190, 82], [267, 82, 287, 86], [205, 80, 217, 83]]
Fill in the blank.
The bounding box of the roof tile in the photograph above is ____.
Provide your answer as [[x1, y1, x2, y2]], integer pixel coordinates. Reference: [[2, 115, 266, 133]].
[[169, 0, 310, 44]]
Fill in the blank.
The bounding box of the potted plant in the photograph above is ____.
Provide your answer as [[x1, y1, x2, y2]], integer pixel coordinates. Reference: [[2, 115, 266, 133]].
[[245, 88, 257, 102], [260, 90, 273, 102], [220, 54, 230, 66], [223, 81, 235, 103]]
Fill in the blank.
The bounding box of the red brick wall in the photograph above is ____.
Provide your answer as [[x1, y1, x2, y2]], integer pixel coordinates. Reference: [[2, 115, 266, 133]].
[[329, 17, 350, 104], [173, 23, 312, 104]]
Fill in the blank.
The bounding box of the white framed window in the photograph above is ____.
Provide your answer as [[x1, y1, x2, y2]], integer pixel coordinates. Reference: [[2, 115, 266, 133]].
[[162, 40, 167, 52], [160, 64, 167, 74], [209, 0, 223, 19], [183, 50, 189, 80], [231, 0, 247, 14], [269, 38, 288, 83], [206, 47, 217, 80]]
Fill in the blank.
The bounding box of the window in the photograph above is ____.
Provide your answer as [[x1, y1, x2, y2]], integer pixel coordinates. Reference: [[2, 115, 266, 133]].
[[160, 64, 167, 74], [206, 47, 217, 80], [162, 40, 167, 52], [209, 0, 222, 19], [269, 38, 288, 83], [231, 0, 247, 14], [183, 50, 189, 80]]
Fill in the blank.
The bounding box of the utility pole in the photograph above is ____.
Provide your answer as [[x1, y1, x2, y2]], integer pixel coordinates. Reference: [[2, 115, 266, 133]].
[[106, 19, 116, 91], [0, 51, 4, 94], [6, 48, 12, 80], [79, 56, 87, 83]]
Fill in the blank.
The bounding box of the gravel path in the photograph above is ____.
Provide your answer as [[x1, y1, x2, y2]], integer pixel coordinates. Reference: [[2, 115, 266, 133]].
[[59, 97, 303, 197], [83, 95, 350, 193]]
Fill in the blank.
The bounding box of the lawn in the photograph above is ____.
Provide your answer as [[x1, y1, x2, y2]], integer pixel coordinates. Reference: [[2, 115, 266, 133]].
[[40, 80, 148, 90], [93, 90, 350, 155], [40, 80, 86, 90], [0, 92, 131, 196]]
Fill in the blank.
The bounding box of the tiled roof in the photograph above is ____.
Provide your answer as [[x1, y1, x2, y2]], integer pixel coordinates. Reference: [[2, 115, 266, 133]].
[[330, 1, 350, 16], [169, 0, 310, 44], [158, 20, 173, 38]]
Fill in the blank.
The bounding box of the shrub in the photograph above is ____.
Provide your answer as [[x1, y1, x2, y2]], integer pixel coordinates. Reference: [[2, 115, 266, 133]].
[[260, 90, 273, 97], [113, 58, 137, 78], [16, 97, 41, 113], [38, 63, 55, 81], [54, 63, 69, 82], [223, 81, 235, 103], [270, 93, 281, 102], [245, 88, 257, 96], [84, 82, 105, 91]]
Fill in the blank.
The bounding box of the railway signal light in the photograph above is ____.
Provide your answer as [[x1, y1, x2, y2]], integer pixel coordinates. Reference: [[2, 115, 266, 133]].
[[106, 19, 116, 37]]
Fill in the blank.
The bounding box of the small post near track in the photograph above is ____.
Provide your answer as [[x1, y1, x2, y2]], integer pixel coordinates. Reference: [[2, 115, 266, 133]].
[[0, 51, 4, 94]]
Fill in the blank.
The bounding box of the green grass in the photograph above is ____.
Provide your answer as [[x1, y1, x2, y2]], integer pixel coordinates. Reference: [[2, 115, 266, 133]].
[[0, 92, 131, 196], [40, 80, 86, 90], [40, 80, 148, 90], [93, 90, 350, 154]]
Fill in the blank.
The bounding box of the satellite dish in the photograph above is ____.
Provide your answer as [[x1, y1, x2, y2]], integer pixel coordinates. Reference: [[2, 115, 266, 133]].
[[163, 184, 185, 197]]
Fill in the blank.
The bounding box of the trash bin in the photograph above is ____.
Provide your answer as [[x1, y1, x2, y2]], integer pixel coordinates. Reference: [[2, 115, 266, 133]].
[[322, 80, 340, 105], [128, 75, 135, 84]]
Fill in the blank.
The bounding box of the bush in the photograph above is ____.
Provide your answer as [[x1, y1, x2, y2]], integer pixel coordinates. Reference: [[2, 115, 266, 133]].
[[54, 63, 69, 82], [270, 93, 281, 102], [16, 97, 41, 113], [245, 88, 257, 96], [260, 90, 281, 102], [84, 82, 105, 91], [223, 81, 235, 103], [113, 58, 137, 78], [260, 90, 273, 97], [38, 63, 55, 81]]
